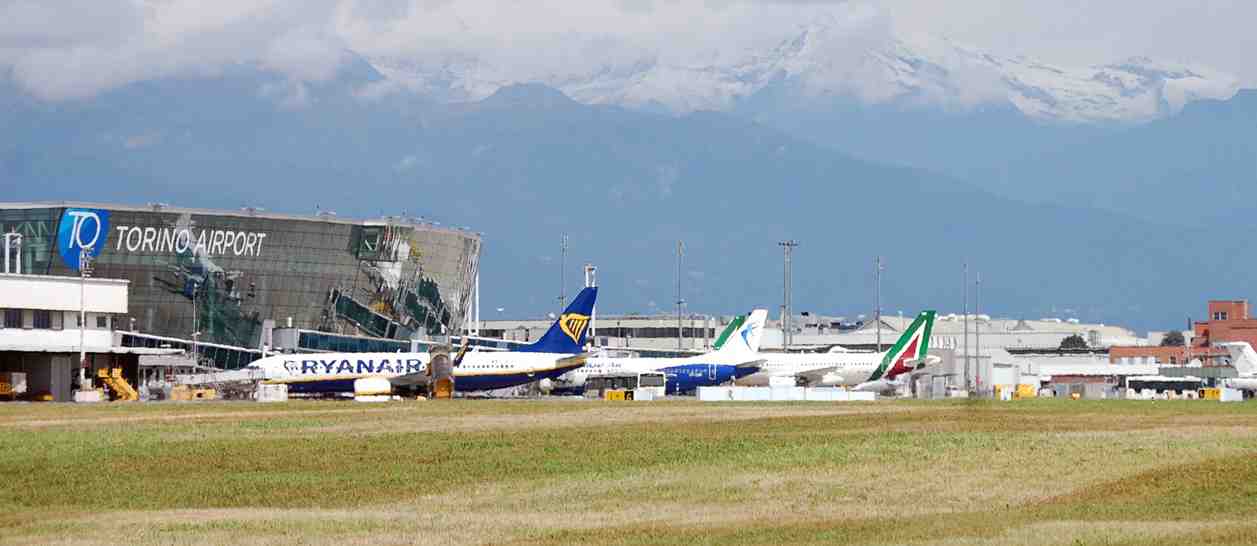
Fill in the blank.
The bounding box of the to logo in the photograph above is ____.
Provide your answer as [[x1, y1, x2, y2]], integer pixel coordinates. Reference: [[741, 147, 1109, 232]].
[[559, 313, 591, 344], [56, 208, 110, 271]]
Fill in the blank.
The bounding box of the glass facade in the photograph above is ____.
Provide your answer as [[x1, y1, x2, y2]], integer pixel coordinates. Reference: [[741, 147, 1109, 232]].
[[298, 331, 415, 353], [2, 203, 481, 355], [118, 332, 263, 371]]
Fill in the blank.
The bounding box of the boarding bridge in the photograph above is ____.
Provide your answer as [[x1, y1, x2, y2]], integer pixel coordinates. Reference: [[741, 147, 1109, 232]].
[[175, 368, 267, 386]]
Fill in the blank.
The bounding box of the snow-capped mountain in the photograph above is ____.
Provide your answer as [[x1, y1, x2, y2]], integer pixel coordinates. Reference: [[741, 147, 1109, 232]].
[[368, 16, 1239, 124]]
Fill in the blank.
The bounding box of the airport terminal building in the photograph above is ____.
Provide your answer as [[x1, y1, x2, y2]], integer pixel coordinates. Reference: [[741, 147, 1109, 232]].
[[1, 202, 481, 364]]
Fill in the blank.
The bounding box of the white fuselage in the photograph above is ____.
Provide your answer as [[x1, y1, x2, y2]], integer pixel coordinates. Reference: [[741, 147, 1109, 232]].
[[248, 350, 582, 392], [1225, 377, 1257, 391], [1215, 342, 1257, 392], [552, 351, 760, 394], [735, 351, 884, 387]]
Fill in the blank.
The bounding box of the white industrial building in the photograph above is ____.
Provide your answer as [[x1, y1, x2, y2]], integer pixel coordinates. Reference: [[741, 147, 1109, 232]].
[[0, 273, 180, 401], [777, 312, 1140, 351], [480, 311, 1140, 353], [480, 313, 730, 353], [909, 345, 1164, 399]]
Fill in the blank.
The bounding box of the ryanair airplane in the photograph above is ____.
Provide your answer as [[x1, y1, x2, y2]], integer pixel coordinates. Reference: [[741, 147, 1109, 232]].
[[246, 287, 598, 395]]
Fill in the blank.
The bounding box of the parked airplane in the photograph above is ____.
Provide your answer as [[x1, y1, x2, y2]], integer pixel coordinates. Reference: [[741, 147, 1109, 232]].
[[548, 309, 768, 395], [247, 287, 598, 395], [736, 310, 937, 393], [710, 312, 749, 350], [1217, 342, 1257, 391]]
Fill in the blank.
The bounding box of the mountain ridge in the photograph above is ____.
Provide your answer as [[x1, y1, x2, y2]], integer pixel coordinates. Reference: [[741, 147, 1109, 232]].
[[367, 17, 1240, 125], [1, 77, 1245, 331]]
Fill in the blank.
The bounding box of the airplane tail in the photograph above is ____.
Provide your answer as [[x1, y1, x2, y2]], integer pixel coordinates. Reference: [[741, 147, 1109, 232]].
[[1219, 342, 1257, 377], [517, 287, 597, 354], [453, 337, 470, 367], [711, 314, 747, 350], [867, 310, 936, 381], [715, 309, 768, 356]]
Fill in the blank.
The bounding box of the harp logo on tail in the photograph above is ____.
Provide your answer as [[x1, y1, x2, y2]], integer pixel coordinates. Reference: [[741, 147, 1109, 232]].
[[559, 313, 591, 344]]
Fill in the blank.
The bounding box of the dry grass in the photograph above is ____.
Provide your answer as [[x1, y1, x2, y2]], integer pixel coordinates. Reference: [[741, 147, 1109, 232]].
[[1, 399, 1255, 545]]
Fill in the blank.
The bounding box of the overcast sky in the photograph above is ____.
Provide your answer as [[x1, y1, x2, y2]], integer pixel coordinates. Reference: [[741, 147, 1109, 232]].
[[1, 0, 1253, 101]]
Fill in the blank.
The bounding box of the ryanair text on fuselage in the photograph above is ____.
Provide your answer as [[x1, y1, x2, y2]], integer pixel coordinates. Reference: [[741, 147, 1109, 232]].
[[282, 357, 425, 376]]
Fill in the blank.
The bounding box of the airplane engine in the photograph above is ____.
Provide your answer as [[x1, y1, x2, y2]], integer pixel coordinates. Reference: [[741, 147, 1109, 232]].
[[818, 373, 845, 387], [852, 380, 894, 393], [354, 377, 393, 402], [537, 378, 555, 394]]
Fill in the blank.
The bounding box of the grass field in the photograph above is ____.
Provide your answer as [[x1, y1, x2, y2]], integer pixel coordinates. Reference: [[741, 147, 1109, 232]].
[[1, 399, 1255, 545]]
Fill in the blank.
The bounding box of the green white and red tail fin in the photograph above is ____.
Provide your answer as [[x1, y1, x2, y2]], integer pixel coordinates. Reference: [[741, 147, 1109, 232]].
[[867, 310, 936, 381]]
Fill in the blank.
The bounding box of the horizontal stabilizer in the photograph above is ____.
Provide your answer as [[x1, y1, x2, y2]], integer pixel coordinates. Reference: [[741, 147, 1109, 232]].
[[735, 359, 766, 370]]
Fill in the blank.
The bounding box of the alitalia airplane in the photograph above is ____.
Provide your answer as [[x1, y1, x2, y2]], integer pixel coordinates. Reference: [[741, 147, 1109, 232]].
[[1218, 342, 1257, 391], [246, 287, 598, 395], [736, 310, 938, 393], [549, 309, 768, 395]]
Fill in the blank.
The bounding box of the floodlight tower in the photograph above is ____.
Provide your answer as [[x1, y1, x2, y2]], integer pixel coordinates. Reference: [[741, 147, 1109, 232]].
[[558, 234, 569, 314], [874, 256, 884, 352], [676, 240, 685, 350], [78, 247, 94, 388], [585, 263, 597, 345], [779, 240, 799, 349]]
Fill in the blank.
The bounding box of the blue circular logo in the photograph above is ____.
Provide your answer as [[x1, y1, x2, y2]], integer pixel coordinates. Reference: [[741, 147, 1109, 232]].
[[56, 208, 110, 271]]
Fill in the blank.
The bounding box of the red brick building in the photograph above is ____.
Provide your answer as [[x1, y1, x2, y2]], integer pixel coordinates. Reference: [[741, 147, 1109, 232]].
[[1192, 300, 1257, 349], [1109, 300, 1256, 365]]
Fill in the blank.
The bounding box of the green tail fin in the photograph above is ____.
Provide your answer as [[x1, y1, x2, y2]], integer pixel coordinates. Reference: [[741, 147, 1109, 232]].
[[712, 314, 747, 350]]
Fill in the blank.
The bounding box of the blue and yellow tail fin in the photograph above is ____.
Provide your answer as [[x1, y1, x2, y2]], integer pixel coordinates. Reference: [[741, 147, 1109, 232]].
[[517, 287, 598, 354]]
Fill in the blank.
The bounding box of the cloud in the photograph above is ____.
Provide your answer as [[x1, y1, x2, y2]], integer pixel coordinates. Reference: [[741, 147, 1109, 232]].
[[0, 0, 142, 49], [0, 0, 1253, 102], [0, 0, 346, 100], [261, 27, 349, 83], [258, 79, 322, 109], [883, 0, 1257, 87]]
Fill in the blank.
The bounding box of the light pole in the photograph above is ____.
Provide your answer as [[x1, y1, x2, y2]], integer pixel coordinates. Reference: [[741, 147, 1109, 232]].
[[558, 235, 568, 313], [779, 240, 799, 350], [975, 271, 982, 395], [191, 279, 200, 368], [676, 240, 684, 350], [3, 232, 21, 274], [874, 256, 883, 352], [78, 247, 93, 388], [585, 263, 597, 346], [962, 262, 969, 394]]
